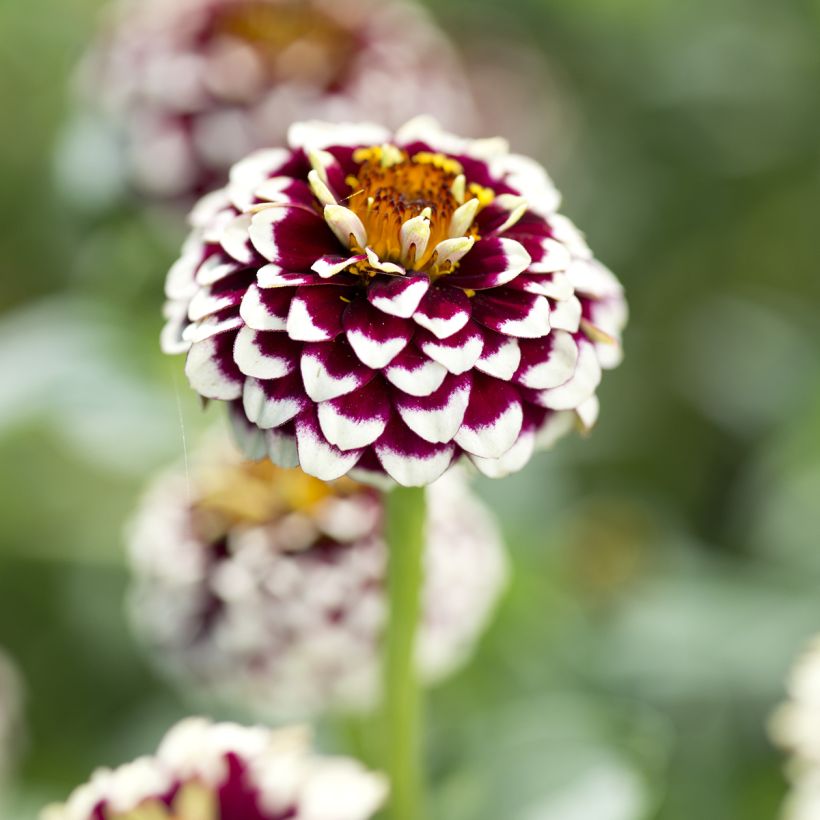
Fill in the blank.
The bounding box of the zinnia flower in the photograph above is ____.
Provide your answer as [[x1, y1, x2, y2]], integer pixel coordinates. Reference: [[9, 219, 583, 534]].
[[41, 718, 387, 820], [126, 443, 506, 717], [68, 0, 474, 200], [162, 117, 627, 486]]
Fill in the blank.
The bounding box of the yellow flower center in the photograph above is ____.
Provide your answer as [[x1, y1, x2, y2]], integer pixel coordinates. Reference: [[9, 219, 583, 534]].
[[346, 147, 495, 274], [210, 1, 354, 86], [194, 460, 362, 535]]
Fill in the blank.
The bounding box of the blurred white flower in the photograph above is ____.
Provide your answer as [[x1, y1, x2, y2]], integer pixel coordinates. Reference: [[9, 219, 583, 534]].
[[64, 0, 475, 203], [771, 637, 820, 819], [126, 441, 507, 718], [41, 717, 387, 820]]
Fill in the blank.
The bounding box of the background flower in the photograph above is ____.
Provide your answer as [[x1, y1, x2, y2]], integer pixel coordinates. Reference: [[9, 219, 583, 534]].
[[127, 443, 506, 718], [162, 117, 626, 486], [60, 0, 475, 204], [41, 717, 387, 819]]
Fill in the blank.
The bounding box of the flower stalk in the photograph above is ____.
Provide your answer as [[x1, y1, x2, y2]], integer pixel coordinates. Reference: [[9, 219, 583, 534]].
[[383, 485, 427, 820]]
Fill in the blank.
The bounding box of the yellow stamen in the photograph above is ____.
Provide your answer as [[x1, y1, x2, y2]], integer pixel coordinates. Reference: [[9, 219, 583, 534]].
[[341, 146, 495, 276], [196, 460, 363, 533]]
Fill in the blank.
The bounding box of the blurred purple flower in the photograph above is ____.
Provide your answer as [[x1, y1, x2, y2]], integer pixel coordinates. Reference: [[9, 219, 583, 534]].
[[41, 718, 386, 820], [162, 117, 626, 485], [126, 444, 506, 717], [70, 0, 474, 201]]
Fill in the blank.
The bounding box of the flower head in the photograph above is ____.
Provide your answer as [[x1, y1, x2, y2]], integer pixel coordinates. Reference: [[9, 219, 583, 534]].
[[70, 0, 474, 200], [41, 718, 387, 820], [127, 442, 506, 717], [162, 117, 627, 486]]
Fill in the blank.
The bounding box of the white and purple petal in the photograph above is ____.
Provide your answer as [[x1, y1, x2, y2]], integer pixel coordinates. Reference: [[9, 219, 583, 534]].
[[233, 327, 298, 379], [472, 290, 551, 338], [448, 237, 531, 291], [383, 346, 448, 397], [344, 299, 413, 369], [416, 322, 484, 375], [185, 332, 243, 401], [548, 296, 582, 333], [537, 341, 602, 410], [474, 329, 521, 380], [454, 375, 523, 459], [317, 378, 391, 451], [393, 372, 471, 444], [515, 330, 579, 390], [311, 254, 365, 279], [368, 275, 429, 319], [239, 284, 291, 331], [220, 213, 256, 264], [286, 286, 345, 342], [300, 341, 375, 403], [295, 408, 363, 481], [242, 372, 308, 429], [412, 287, 471, 339], [249, 205, 338, 270], [375, 417, 456, 487]]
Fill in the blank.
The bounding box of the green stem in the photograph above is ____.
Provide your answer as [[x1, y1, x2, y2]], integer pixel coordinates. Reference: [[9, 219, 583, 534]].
[[383, 485, 427, 820]]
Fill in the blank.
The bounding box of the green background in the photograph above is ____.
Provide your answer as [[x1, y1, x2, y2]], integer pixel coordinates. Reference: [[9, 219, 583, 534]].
[[2, 0, 820, 817]]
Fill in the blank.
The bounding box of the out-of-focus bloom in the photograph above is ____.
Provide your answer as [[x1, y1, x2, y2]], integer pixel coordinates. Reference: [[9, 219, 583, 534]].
[[41, 717, 386, 820], [161, 117, 627, 486], [68, 0, 474, 201], [0, 649, 23, 783], [127, 446, 506, 718], [770, 637, 820, 820]]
